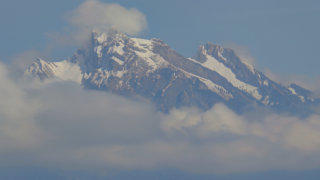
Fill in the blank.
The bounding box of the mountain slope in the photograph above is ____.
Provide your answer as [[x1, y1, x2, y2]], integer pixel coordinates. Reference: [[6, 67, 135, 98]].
[[25, 58, 82, 83], [25, 30, 319, 115]]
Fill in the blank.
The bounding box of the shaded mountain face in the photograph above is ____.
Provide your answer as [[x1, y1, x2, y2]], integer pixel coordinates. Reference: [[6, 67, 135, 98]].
[[25, 30, 319, 115]]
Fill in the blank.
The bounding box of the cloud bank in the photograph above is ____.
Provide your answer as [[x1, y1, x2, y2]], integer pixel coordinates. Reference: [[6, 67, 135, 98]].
[[1, 61, 320, 174]]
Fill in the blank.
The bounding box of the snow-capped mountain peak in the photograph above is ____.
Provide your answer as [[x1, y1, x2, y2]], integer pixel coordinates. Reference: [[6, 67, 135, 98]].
[[25, 31, 319, 115]]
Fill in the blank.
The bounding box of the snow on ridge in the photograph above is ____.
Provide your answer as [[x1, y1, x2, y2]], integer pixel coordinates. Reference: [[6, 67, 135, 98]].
[[131, 38, 168, 71], [92, 33, 167, 70], [89, 35, 233, 99], [95, 45, 103, 58], [217, 50, 227, 62], [262, 96, 270, 105], [131, 38, 152, 46], [111, 56, 124, 65], [288, 87, 297, 95], [170, 63, 233, 100], [85, 68, 127, 88], [204, 44, 256, 74], [107, 43, 125, 56], [299, 96, 306, 102], [203, 55, 262, 100], [188, 56, 262, 100], [288, 87, 306, 102], [94, 32, 107, 44], [92, 31, 169, 71], [96, 68, 126, 79], [93, 31, 126, 57], [199, 78, 233, 100]]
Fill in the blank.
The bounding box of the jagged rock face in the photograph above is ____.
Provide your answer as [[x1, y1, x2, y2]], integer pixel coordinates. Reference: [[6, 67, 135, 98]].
[[25, 58, 57, 81], [25, 58, 82, 83], [25, 31, 319, 115]]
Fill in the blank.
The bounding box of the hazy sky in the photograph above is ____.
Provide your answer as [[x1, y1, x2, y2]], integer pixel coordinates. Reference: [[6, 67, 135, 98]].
[[1, 0, 320, 77]]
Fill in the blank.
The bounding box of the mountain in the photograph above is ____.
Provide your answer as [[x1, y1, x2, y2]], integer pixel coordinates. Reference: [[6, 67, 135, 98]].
[[25, 30, 319, 115]]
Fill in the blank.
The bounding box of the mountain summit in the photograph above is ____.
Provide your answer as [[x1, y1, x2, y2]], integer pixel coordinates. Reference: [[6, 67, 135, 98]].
[[25, 31, 319, 115]]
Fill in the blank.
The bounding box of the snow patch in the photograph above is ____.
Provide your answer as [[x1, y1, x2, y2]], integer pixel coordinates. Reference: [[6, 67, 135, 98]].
[[299, 96, 306, 102], [288, 87, 306, 102], [88, 68, 127, 87], [170, 63, 233, 100], [199, 78, 233, 100], [111, 56, 124, 65], [262, 96, 270, 105], [203, 55, 261, 100], [189, 56, 262, 100], [217, 51, 227, 62], [94, 32, 107, 44], [108, 43, 125, 56], [288, 87, 297, 95], [131, 38, 168, 71], [95, 45, 103, 58]]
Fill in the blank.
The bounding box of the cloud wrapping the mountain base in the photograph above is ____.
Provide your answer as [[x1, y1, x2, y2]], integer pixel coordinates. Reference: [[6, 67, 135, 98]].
[[1, 61, 320, 173]]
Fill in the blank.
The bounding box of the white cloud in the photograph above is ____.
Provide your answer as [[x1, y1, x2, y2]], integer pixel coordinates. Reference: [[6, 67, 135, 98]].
[[0, 62, 42, 150], [67, 0, 147, 35], [1, 61, 320, 174], [48, 0, 148, 46], [161, 107, 320, 172]]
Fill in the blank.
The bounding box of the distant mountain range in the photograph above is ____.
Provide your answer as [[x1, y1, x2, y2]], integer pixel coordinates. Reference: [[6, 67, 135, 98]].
[[25, 30, 319, 116]]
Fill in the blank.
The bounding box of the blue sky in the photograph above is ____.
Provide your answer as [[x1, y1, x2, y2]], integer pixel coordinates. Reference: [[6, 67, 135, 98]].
[[1, 0, 320, 179], [1, 0, 320, 77]]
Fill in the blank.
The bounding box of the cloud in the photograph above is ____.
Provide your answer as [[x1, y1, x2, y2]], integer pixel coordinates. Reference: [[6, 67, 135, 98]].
[[161, 106, 320, 172], [0, 62, 42, 150], [1, 61, 320, 174], [67, 0, 147, 35], [48, 0, 148, 46]]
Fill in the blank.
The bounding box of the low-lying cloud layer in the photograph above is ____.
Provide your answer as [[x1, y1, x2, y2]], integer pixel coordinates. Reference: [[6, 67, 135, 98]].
[[1, 61, 320, 174]]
